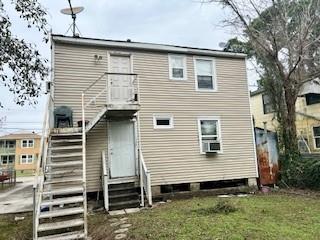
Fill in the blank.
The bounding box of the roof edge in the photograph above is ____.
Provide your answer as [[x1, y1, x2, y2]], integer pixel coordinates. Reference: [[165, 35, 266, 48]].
[[51, 35, 247, 59]]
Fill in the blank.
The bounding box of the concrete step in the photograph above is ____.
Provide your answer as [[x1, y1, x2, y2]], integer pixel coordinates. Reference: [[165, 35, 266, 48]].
[[109, 199, 140, 210], [109, 182, 136, 190], [38, 218, 84, 232], [47, 161, 82, 168], [39, 207, 84, 219], [41, 196, 84, 207], [109, 186, 138, 195], [43, 186, 83, 196], [38, 230, 85, 240], [44, 176, 83, 185], [109, 192, 139, 203], [51, 153, 82, 159], [50, 145, 82, 151]]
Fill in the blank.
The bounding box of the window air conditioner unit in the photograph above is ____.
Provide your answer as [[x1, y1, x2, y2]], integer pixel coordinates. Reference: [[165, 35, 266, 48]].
[[203, 141, 221, 153]]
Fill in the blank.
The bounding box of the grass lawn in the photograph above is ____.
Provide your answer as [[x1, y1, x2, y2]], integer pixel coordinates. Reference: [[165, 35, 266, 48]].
[[0, 193, 319, 240], [127, 193, 320, 240]]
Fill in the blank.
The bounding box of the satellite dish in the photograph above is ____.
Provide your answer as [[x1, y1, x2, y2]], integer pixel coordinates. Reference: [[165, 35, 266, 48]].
[[218, 42, 227, 48], [61, 6, 84, 15], [60, 0, 84, 37]]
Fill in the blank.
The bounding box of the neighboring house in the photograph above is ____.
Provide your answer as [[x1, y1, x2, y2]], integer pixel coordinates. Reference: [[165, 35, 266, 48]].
[[33, 35, 258, 239], [250, 80, 320, 152], [0, 133, 41, 172]]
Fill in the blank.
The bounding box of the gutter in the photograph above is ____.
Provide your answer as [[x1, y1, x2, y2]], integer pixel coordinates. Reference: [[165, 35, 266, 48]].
[[51, 35, 247, 59]]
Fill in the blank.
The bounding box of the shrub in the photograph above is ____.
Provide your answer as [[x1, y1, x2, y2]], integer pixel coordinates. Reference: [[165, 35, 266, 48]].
[[280, 154, 320, 190]]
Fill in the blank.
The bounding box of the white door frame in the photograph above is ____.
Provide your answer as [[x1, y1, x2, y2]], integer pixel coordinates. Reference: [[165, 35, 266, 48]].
[[107, 118, 138, 180]]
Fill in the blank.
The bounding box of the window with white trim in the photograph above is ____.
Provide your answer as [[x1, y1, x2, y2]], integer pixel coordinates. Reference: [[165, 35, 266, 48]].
[[194, 58, 216, 91], [168, 55, 187, 80], [198, 118, 221, 153], [1, 155, 14, 165], [313, 126, 320, 149], [20, 154, 33, 164], [0, 140, 15, 148], [21, 139, 34, 148], [153, 115, 174, 129]]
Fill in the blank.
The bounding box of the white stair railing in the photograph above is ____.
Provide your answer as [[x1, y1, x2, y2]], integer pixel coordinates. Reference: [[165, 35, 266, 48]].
[[33, 94, 52, 240], [139, 150, 152, 206], [101, 151, 109, 211]]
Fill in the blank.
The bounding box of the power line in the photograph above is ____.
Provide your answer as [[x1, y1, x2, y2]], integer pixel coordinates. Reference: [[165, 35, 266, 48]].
[[0, 127, 42, 131]]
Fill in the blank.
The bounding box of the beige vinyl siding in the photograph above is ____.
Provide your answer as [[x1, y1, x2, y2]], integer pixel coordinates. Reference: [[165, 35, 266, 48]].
[[54, 44, 108, 191], [135, 52, 257, 185], [53, 42, 257, 190]]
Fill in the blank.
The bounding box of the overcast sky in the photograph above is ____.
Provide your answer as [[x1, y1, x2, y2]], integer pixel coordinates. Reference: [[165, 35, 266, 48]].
[[0, 0, 258, 136]]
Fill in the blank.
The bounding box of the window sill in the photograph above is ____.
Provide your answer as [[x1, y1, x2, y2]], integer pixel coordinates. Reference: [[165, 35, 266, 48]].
[[196, 89, 217, 92]]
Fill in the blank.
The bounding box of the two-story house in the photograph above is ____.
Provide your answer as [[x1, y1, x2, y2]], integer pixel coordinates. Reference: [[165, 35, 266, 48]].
[[0, 133, 41, 173], [251, 80, 320, 153], [33, 35, 258, 240]]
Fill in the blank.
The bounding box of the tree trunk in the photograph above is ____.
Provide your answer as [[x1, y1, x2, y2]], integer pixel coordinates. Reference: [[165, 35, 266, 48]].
[[283, 86, 299, 160]]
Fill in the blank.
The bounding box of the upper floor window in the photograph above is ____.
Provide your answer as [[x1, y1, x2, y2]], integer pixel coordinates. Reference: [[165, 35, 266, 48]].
[[1, 155, 14, 165], [262, 94, 274, 114], [21, 139, 34, 148], [194, 58, 216, 91], [21, 154, 34, 164], [0, 140, 15, 149], [305, 93, 320, 105], [313, 126, 320, 149], [168, 55, 187, 80], [153, 114, 174, 129]]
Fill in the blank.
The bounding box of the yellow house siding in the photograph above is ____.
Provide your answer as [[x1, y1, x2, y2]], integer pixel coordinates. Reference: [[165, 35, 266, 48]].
[[53, 42, 258, 190], [250, 93, 320, 152]]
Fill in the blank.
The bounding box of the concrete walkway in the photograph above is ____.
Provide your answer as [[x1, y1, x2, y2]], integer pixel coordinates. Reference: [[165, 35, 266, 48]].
[[0, 176, 34, 214]]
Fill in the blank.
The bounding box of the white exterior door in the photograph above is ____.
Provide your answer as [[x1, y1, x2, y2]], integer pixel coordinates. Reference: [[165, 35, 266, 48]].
[[109, 55, 133, 103], [109, 121, 136, 178]]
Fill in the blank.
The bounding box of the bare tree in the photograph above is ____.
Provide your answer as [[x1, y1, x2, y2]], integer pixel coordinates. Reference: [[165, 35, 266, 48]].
[[208, 0, 320, 161]]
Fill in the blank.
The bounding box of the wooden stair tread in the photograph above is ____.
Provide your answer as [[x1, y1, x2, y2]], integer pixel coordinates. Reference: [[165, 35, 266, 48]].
[[50, 145, 82, 151], [47, 160, 82, 167], [51, 132, 82, 137], [41, 196, 84, 207], [38, 230, 85, 240], [109, 192, 138, 199], [46, 169, 82, 176], [38, 218, 84, 232], [43, 186, 83, 196], [51, 153, 82, 158], [44, 176, 83, 185], [51, 139, 82, 143], [39, 207, 84, 219]]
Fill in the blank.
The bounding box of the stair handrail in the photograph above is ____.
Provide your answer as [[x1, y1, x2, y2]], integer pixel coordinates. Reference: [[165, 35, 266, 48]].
[[139, 149, 152, 206], [101, 151, 109, 211], [83, 72, 138, 112], [33, 93, 52, 240], [81, 92, 88, 238]]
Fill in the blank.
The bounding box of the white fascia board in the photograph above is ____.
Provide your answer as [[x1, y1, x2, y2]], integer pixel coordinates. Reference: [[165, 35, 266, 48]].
[[52, 35, 247, 59]]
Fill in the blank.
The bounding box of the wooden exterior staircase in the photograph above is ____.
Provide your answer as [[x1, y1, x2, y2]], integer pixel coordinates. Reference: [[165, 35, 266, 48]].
[[34, 129, 88, 240]]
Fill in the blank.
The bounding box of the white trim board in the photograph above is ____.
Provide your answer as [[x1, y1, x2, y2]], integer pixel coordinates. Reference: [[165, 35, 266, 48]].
[[52, 35, 247, 59]]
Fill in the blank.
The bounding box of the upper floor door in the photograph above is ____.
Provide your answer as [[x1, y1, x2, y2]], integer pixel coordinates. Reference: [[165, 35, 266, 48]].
[[109, 55, 134, 104]]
